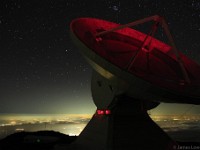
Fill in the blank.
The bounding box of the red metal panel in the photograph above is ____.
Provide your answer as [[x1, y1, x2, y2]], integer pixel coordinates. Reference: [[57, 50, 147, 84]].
[[70, 18, 200, 98]]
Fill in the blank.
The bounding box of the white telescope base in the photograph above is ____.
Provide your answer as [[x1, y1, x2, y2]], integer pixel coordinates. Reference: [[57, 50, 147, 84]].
[[64, 96, 176, 150]]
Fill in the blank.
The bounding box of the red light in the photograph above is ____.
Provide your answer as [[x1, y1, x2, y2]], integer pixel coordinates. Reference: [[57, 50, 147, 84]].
[[105, 110, 111, 115], [97, 109, 111, 115], [97, 110, 104, 115]]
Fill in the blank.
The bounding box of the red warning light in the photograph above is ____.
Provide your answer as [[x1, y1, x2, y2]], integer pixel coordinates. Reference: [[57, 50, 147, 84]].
[[97, 110, 104, 115], [97, 109, 111, 115], [105, 110, 111, 115]]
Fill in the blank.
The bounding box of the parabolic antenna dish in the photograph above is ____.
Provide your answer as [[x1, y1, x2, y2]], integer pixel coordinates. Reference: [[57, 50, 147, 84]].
[[70, 15, 200, 105]]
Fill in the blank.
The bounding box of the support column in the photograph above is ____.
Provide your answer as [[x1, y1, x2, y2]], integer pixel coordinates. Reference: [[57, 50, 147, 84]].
[[67, 96, 176, 150]]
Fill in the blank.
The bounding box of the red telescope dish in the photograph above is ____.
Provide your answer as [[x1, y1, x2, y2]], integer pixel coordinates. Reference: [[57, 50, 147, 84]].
[[70, 16, 200, 104]]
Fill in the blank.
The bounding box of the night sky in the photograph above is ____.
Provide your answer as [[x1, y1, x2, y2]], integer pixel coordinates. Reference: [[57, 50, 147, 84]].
[[1, 0, 200, 114]]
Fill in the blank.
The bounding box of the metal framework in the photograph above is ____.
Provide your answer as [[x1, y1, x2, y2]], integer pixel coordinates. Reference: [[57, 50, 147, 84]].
[[96, 15, 191, 84]]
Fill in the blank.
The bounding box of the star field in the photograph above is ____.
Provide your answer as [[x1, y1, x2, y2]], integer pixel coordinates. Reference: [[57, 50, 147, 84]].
[[0, 0, 200, 114]]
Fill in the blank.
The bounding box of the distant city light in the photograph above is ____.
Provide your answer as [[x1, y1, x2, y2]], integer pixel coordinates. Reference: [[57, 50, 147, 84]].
[[10, 121, 17, 125], [15, 128, 24, 131]]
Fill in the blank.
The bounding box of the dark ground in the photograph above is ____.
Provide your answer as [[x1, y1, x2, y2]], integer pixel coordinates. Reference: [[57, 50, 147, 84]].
[[0, 131, 76, 150], [0, 131, 199, 150]]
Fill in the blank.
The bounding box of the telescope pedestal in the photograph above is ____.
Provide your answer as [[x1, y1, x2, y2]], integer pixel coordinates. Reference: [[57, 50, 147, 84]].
[[68, 96, 175, 150]]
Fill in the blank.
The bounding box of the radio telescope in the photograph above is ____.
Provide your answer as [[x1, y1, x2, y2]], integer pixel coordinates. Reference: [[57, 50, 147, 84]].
[[68, 15, 200, 150]]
